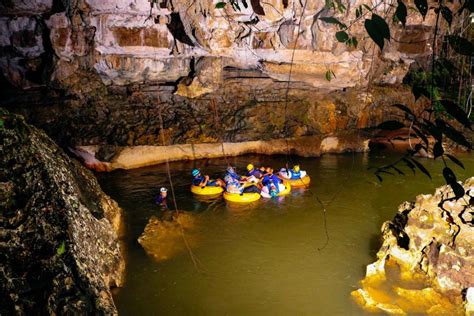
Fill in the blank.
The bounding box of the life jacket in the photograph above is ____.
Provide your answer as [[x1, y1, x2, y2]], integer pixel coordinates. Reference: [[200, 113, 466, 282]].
[[155, 194, 167, 207], [290, 169, 301, 179], [271, 174, 281, 184], [225, 175, 243, 193], [262, 175, 271, 186], [247, 169, 262, 178], [192, 175, 205, 186], [266, 177, 280, 194]]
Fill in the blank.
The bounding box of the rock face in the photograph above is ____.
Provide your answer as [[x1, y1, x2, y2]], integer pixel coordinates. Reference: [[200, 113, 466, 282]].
[[0, 0, 437, 156], [0, 109, 124, 314], [0, 0, 440, 90], [353, 178, 474, 315]]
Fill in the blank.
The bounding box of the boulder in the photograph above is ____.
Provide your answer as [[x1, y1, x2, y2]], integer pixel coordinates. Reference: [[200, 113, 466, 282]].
[[0, 109, 124, 314], [353, 178, 474, 315]]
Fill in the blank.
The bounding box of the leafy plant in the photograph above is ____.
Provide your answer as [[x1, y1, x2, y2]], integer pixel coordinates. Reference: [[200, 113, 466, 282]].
[[56, 241, 66, 256]]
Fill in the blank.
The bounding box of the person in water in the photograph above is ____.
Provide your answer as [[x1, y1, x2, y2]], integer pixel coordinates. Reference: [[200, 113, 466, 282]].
[[224, 166, 260, 194], [246, 164, 263, 179], [280, 165, 307, 179], [192, 169, 225, 187], [155, 187, 168, 207], [261, 167, 283, 194]]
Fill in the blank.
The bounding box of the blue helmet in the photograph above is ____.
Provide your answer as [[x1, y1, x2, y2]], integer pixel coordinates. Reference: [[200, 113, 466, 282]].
[[192, 169, 200, 177]]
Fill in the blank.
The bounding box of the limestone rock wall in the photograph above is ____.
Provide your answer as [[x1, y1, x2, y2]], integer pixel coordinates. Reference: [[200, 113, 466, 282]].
[[0, 0, 439, 152], [0, 0, 439, 90], [353, 178, 474, 315], [0, 109, 124, 314]]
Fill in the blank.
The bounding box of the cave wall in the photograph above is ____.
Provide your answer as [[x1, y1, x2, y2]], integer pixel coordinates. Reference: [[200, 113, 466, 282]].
[[0, 0, 441, 148]]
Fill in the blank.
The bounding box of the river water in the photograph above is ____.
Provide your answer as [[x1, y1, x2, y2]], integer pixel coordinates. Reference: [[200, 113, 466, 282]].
[[97, 152, 473, 315]]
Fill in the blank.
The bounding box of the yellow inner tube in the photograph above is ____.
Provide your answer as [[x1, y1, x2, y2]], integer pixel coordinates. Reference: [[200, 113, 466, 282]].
[[278, 181, 292, 196], [223, 192, 261, 203], [191, 185, 224, 195], [287, 176, 311, 188]]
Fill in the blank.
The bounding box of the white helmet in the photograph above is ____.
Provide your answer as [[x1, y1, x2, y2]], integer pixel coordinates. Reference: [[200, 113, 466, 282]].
[[160, 187, 168, 192]]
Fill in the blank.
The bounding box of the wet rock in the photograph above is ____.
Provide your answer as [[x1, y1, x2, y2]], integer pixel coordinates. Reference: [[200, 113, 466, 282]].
[[0, 109, 124, 314], [138, 213, 198, 262], [353, 178, 474, 315]]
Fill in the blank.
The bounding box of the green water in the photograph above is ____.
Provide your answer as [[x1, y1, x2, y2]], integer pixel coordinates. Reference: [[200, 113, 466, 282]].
[[97, 152, 473, 315]]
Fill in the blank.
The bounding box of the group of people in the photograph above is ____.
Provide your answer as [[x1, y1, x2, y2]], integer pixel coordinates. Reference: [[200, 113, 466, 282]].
[[192, 164, 305, 197], [155, 164, 307, 207]]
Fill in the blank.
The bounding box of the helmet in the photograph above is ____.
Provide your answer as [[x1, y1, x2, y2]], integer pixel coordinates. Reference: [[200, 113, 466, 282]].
[[160, 187, 168, 193], [192, 169, 200, 177], [294, 165, 300, 172], [247, 164, 254, 171]]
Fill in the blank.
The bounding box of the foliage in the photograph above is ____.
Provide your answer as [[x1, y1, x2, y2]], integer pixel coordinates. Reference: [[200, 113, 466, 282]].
[[57, 241, 66, 256], [325, 69, 336, 81], [314, 0, 474, 196]]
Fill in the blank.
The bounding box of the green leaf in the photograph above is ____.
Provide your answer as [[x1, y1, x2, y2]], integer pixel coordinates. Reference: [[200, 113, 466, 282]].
[[395, 0, 407, 26], [375, 172, 383, 182], [347, 37, 358, 48], [319, 16, 347, 28], [433, 141, 444, 159], [391, 165, 405, 175], [442, 167, 464, 199], [377, 120, 405, 130], [392, 103, 415, 117], [410, 158, 431, 179], [446, 154, 464, 169], [422, 119, 442, 141], [440, 99, 472, 129], [356, 6, 362, 18], [435, 119, 472, 149], [215, 2, 226, 8], [57, 241, 66, 256], [363, 4, 372, 11], [447, 35, 474, 56], [402, 157, 416, 174], [325, 0, 334, 9], [414, 0, 428, 18], [412, 84, 430, 100], [325, 70, 333, 81], [364, 14, 390, 51], [365, 19, 384, 50], [440, 6, 452, 26], [336, 31, 349, 42], [335, 0, 347, 13], [0, 119, 4, 128], [372, 14, 390, 40], [250, 0, 264, 15], [412, 126, 429, 146]]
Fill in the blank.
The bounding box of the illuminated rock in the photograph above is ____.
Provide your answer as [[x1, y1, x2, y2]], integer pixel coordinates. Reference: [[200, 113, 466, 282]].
[[353, 178, 474, 315]]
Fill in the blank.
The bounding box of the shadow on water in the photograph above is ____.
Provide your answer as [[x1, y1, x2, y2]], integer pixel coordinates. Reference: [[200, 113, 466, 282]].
[[97, 152, 474, 315]]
